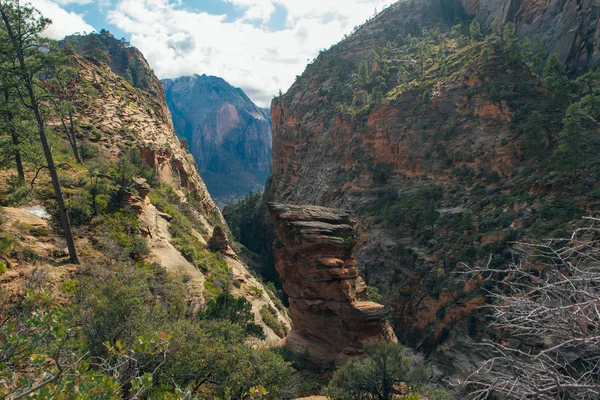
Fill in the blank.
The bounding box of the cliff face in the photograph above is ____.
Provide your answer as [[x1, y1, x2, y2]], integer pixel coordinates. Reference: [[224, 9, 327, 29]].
[[162, 75, 272, 206], [462, 0, 600, 70], [265, 0, 600, 374], [270, 203, 395, 365]]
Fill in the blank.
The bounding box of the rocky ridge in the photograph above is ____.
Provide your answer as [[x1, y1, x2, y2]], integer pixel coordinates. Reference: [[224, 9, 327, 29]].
[[462, 0, 600, 70], [270, 203, 395, 365], [2, 32, 290, 344]]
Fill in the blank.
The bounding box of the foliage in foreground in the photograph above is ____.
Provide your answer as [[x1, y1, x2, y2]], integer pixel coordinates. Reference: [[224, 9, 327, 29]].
[[0, 262, 294, 399]]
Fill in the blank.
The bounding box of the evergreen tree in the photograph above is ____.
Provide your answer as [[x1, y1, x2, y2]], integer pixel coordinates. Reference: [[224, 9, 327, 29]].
[[0, 86, 25, 185], [356, 59, 370, 88], [0, 0, 79, 263], [531, 35, 546, 78], [543, 53, 571, 109], [47, 50, 82, 164], [83, 33, 108, 63], [469, 19, 483, 43]]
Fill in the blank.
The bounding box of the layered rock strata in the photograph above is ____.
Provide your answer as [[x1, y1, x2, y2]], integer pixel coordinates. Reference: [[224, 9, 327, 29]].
[[269, 203, 395, 365]]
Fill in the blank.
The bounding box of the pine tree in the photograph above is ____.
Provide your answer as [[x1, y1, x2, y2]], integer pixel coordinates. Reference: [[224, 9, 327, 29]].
[[469, 19, 483, 43], [0, 0, 79, 263], [356, 59, 370, 88], [543, 53, 571, 109], [531, 35, 545, 78], [47, 50, 82, 164]]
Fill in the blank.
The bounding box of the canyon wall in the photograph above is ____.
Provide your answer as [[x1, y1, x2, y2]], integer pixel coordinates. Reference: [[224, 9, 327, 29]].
[[265, 0, 600, 373], [462, 0, 600, 70]]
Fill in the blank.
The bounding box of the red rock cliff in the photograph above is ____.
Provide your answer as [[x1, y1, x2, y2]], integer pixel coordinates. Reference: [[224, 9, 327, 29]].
[[270, 203, 395, 365]]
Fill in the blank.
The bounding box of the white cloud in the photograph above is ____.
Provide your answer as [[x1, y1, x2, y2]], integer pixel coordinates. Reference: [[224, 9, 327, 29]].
[[106, 0, 393, 106], [224, 0, 275, 22], [27, 0, 96, 39]]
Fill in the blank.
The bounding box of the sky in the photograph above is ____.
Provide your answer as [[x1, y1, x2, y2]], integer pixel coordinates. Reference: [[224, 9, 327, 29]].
[[27, 0, 394, 107]]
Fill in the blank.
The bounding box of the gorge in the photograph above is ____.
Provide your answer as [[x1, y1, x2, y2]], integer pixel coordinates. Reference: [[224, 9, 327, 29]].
[[1, 0, 600, 398]]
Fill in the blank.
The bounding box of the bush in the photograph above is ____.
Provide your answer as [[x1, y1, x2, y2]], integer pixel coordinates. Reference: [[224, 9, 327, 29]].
[[79, 141, 101, 160], [66, 190, 93, 225], [260, 305, 288, 338], [0, 234, 14, 256], [3, 186, 33, 206], [129, 235, 151, 260], [201, 292, 265, 339], [0, 261, 6, 274], [325, 340, 449, 400]]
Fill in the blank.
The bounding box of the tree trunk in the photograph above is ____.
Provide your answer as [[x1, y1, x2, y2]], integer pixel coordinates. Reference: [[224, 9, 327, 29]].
[[67, 108, 81, 163], [10, 123, 25, 186], [1, 8, 79, 264], [59, 109, 81, 164], [3, 89, 25, 185]]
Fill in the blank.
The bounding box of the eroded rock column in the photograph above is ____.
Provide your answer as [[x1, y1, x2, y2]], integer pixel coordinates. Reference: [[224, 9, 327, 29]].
[[269, 203, 395, 365]]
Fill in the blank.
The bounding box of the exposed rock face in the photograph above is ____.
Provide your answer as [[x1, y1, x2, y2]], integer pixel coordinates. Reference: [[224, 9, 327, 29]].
[[269, 203, 395, 365], [208, 226, 236, 258], [462, 0, 600, 71], [162, 75, 272, 206]]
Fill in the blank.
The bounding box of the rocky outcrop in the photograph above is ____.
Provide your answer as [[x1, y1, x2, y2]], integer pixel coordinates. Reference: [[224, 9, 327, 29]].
[[162, 75, 272, 206], [269, 203, 395, 365], [462, 0, 600, 71], [69, 52, 220, 220]]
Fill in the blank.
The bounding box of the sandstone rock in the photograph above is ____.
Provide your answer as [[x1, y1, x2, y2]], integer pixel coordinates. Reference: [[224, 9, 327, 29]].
[[133, 177, 151, 200], [207, 226, 236, 258], [269, 203, 396, 365]]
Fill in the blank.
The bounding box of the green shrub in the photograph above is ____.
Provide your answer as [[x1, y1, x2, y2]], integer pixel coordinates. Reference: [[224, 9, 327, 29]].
[[203, 257, 233, 300], [129, 235, 151, 260], [28, 226, 50, 237], [325, 340, 440, 400], [260, 305, 288, 338], [4, 186, 33, 206], [0, 261, 6, 275], [79, 141, 101, 160], [201, 292, 265, 339], [66, 190, 93, 225], [0, 234, 15, 256]]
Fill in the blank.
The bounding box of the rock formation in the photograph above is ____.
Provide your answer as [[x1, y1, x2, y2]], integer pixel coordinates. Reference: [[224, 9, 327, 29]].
[[269, 203, 395, 365], [162, 75, 272, 206]]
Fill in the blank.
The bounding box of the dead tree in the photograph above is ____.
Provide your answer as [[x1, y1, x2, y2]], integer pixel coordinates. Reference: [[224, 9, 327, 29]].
[[457, 219, 600, 399]]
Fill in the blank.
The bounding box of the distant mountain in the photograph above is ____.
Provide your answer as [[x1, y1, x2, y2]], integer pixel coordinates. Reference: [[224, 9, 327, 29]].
[[162, 75, 272, 206]]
